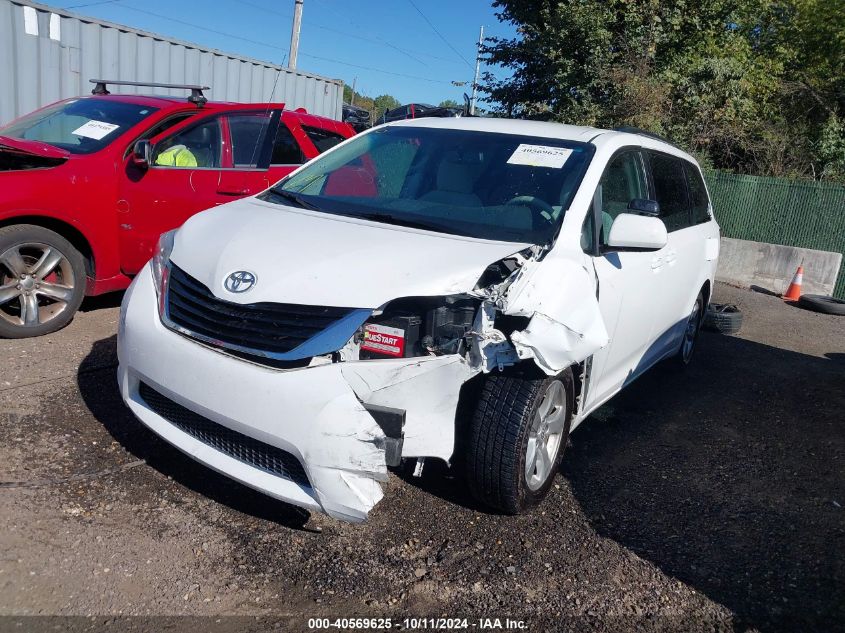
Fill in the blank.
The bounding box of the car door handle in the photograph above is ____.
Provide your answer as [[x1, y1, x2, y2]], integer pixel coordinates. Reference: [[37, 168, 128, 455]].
[[216, 187, 250, 196]]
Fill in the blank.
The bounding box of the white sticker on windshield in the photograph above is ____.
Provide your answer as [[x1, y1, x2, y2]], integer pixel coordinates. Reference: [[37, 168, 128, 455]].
[[72, 120, 120, 140], [507, 144, 573, 169]]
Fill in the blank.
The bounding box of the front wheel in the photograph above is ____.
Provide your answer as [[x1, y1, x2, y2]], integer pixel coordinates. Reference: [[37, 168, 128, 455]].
[[0, 225, 86, 338], [466, 367, 574, 514], [676, 292, 705, 366]]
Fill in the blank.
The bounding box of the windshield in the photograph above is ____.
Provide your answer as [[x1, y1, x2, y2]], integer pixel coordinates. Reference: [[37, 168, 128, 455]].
[[0, 99, 158, 154], [262, 125, 593, 243]]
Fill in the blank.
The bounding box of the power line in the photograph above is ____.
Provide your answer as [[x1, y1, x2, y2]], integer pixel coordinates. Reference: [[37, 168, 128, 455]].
[[108, 4, 454, 85], [120, 5, 282, 51], [300, 52, 453, 84], [64, 0, 121, 9], [239, 0, 461, 67], [236, 0, 430, 66], [311, 0, 463, 66], [406, 0, 474, 70]]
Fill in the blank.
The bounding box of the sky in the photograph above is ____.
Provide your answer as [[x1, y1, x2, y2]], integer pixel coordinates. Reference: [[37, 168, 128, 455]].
[[50, 0, 517, 106]]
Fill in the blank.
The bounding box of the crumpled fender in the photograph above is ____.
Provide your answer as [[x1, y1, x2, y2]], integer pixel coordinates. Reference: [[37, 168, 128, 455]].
[[502, 254, 609, 375], [341, 355, 477, 461]]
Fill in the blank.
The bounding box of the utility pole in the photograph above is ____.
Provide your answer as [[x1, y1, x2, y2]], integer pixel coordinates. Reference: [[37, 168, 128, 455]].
[[350, 77, 357, 105], [288, 0, 303, 70], [470, 25, 484, 115]]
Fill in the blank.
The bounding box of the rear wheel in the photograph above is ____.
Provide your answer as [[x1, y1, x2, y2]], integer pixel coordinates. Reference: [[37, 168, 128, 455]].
[[466, 367, 573, 514], [0, 225, 86, 338]]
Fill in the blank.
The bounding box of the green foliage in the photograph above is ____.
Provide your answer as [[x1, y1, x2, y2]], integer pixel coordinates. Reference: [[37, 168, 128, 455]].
[[438, 99, 460, 108], [482, 0, 845, 181], [819, 116, 845, 180], [373, 94, 401, 119]]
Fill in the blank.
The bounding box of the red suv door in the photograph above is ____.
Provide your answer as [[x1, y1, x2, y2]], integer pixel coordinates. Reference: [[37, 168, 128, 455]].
[[117, 107, 284, 274], [116, 106, 352, 274]]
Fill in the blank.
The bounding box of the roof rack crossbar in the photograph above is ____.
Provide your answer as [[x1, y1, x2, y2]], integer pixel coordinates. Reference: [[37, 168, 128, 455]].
[[90, 79, 209, 105]]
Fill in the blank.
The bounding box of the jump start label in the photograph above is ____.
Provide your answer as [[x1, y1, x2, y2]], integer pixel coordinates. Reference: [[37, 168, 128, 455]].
[[361, 323, 405, 357], [507, 144, 573, 168]]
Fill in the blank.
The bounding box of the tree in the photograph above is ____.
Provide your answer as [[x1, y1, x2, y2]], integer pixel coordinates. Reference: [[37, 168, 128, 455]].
[[439, 99, 460, 108], [481, 0, 845, 180], [373, 94, 401, 119]]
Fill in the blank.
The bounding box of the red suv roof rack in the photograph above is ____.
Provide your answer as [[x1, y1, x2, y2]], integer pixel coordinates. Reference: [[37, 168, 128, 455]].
[[90, 79, 209, 106]]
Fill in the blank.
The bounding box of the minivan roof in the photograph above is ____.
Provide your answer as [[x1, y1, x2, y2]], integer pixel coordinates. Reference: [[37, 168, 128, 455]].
[[390, 116, 697, 164]]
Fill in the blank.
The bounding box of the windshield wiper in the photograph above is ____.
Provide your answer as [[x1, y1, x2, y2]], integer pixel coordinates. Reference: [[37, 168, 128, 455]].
[[353, 212, 470, 236], [267, 188, 321, 211]]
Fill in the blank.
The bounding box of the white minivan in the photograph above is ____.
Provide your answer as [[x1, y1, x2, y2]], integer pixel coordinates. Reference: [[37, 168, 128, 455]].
[[117, 117, 720, 522]]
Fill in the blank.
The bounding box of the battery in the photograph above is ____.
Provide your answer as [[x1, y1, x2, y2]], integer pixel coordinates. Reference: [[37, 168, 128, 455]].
[[359, 314, 422, 359]]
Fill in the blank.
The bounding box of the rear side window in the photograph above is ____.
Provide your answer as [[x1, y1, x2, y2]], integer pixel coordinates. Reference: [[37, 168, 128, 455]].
[[649, 153, 690, 232], [228, 113, 271, 168], [684, 163, 711, 224], [303, 125, 346, 153], [271, 122, 304, 165]]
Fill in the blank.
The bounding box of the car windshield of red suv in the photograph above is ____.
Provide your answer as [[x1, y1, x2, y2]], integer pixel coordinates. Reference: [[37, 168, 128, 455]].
[[0, 98, 158, 154]]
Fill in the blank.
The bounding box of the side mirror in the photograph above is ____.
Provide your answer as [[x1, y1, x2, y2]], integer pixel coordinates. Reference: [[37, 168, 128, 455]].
[[628, 198, 660, 215], [132, 140, 152, 168], [606, 213, 668, 251]]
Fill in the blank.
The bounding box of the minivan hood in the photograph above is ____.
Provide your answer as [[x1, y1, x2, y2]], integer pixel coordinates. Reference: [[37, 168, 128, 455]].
[[170, 197, 530, 308], [0, 136, 70, 159]]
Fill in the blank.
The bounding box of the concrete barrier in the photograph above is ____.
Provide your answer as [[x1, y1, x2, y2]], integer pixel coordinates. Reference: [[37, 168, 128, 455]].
[[716, 237, 842, 296]]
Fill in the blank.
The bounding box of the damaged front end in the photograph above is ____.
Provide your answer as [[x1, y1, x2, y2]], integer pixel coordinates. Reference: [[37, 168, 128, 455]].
[[0, 137, 69, 171], [0, 149, 66, 171], [467, 246, 610, 376], [122, 236, 610, 523]]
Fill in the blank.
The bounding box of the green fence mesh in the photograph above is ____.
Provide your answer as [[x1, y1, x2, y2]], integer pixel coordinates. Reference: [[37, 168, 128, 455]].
[[704, 171, 845, 298]]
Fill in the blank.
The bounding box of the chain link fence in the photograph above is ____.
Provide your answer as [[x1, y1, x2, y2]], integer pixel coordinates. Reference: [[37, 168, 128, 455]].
[[704, 171, 845, 298]]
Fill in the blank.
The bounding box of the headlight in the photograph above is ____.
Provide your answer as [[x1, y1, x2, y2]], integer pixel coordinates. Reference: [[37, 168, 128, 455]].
[[150, 229, 176, 310], [357, 295, 479, 360]]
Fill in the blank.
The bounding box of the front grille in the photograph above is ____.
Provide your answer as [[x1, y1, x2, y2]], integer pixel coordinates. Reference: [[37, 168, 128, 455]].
[[166, 265, 356, 355], [138, 382, 309, 487]]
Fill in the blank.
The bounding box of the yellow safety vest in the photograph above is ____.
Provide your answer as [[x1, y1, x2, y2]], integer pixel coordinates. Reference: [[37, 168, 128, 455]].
[[155, 144, 197, 167]]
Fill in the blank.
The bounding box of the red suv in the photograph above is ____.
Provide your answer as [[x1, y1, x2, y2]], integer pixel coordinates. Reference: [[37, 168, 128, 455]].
[[0, 80, 355, 338]]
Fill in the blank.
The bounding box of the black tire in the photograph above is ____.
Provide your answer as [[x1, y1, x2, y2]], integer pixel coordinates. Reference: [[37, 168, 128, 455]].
[[675, 292, 706, 366], [466, 367, 574, 514], [0, 224, 86, 338], [703, 302, 743, 334], [797, 294, 845, 316]]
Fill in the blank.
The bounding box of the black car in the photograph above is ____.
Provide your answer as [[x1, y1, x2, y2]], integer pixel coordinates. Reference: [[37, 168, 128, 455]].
[[378, 103, 463, 125], [342, 103, 371, 133]]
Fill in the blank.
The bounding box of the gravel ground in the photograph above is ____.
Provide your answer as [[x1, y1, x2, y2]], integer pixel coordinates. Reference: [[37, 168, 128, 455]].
[[0, 284, 842, 633]]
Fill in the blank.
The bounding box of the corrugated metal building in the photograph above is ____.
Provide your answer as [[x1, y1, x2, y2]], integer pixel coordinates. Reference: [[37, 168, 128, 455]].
[[0, 0, 344, 126]]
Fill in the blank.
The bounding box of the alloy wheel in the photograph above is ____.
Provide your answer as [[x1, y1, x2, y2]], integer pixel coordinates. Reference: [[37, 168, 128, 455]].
[[0, 242, 76, 328], [525, 380, 567, 491]]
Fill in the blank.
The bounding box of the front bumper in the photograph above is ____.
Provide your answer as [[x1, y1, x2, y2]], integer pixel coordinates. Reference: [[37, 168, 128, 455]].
[[117, 265, 475, 522]]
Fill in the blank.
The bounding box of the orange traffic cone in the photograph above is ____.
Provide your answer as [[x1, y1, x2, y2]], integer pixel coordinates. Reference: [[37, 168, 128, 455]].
[[783, 264, 804, 301]]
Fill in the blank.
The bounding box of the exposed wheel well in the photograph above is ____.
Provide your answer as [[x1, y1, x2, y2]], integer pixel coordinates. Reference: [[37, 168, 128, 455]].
[[0, 216, 95, 278], [700, 279, 712, 307]]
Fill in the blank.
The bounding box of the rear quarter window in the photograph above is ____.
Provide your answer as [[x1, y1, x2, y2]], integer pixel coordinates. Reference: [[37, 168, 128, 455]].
[[302, 125, 346, 153], [271, 122, 305, 165]]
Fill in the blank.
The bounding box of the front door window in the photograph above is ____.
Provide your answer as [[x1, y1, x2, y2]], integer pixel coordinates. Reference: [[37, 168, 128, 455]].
[[153, 118, 222, 168]]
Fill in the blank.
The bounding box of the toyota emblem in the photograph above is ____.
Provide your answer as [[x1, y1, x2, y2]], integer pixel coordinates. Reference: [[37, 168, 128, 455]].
[[224, 270, 257, 293]]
